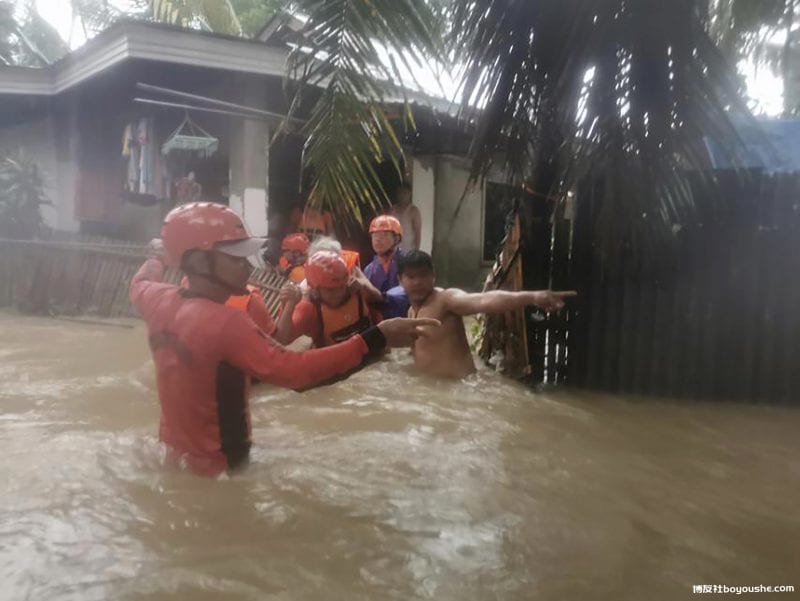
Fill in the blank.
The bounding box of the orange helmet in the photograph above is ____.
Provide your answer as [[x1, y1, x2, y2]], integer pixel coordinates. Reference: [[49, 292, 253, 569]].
[[369, 215, 403, 239], [305, 250, 349, 289], [281, 233, 310, 253], [161, 202, 261, 267]]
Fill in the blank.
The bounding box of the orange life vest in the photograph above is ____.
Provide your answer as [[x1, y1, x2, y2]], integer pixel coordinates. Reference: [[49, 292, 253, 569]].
[[287, 265, 306, 284], [225, 290, 251, 312], [313, 291, 374, 347], [293, 207, 333, 236], [278, 256, 306, 284], [341, 250, 361, 273], [180, 279, 274, 334], [225, 285, 276, 335]]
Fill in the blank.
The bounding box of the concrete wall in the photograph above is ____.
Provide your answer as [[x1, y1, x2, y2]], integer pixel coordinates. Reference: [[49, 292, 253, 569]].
[[431, 156, 489, 290], [411, 156, 435, 253], [0, 110, 79, 233], [228, 77, 271, 236]]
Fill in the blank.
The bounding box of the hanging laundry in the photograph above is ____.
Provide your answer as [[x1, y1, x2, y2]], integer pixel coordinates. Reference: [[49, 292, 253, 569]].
[[121, 124, 132, 157], [122, 118, 164, 197], [138, 118, 155, 194]]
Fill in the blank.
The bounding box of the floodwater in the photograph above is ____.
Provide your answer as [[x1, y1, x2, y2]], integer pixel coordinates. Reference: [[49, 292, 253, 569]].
[[1, 313, 799, 601]]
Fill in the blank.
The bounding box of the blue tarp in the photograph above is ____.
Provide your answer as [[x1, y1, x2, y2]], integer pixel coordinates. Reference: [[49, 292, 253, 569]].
[[705, 118, 800, 173]]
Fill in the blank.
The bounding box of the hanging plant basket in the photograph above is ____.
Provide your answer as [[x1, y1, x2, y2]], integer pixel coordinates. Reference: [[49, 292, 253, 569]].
[[162, 113, 219, 158]]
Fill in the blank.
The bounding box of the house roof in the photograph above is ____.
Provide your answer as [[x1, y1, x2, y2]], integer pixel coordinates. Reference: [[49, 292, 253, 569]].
[[0, 20, 289, 96], [0, 16, 464, 131], [254, 9, 461, 117], [705, 118, 800, 173]]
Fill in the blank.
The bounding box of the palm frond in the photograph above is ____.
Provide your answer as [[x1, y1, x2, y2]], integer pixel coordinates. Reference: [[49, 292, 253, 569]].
[[709, 0, 786, 60], [452, 0, 754, 265], [709, 1, 800, 114], [70, 0, 144, 36], [199, 0, 243, 35], [285, 0, 442, 225], [0, 1, 65, 66], [20, 4, 68, 63], [230, 0, 283, 37]]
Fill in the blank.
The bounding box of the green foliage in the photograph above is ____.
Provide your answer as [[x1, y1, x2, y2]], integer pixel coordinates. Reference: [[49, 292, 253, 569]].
[[0, 1, 16, 65], [450, 0, 753, 261], [0, 0, 67, 66], [709, 0, 800, 114], [152, 0, 243, 35], [21, 6, 69, 63], [1, 0, 265, 67], [70, 0, 149, 37], [288, 0, 752, 263], [710, 0, 786, 59], [0, 152, 51, 240], [230, 0, 283, 37], [465, 316, 484, 354]]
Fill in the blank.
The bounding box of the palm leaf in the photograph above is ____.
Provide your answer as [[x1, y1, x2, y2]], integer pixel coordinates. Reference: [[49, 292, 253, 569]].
[[70, 0, 147, 35], [710, 0, 786, 60], [285, 0, 442, 226], [709, 1, 800, 114], [199, 0, 243, 35], [152, 0, 242, 35], [451, 0, 754, 267]]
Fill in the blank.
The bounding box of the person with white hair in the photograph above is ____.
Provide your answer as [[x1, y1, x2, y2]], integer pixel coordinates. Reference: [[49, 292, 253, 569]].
[[308, 236, 361, 272], [278, 236, 381, 324]]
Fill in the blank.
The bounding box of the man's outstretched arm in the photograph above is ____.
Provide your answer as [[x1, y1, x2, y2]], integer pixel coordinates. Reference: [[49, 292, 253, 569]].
[[444, 289, 577, 317]]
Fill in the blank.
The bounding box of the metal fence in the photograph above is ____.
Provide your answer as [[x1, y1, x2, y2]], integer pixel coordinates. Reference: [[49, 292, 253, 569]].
[[0, 235, 285, 319]]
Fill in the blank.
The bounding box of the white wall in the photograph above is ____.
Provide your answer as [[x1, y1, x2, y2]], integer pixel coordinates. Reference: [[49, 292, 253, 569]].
[[228, 77, 272, 236], [432, 156, 488, 290], [229, 117, 271, 235], [0, 115, 79, 232], [411, 156, 435, 253]]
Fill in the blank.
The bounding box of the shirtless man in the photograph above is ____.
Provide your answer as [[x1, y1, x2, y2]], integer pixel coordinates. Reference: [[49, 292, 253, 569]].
[[398, 251, 576, 379]]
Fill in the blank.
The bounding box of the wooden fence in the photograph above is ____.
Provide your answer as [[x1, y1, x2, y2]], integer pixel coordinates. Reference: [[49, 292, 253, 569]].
[[0, 235, 286, 319], [478, 193, 573, 383], [479, 215, 531, 378], [480, 170, 800, 403], [567, 171, 800, 403]]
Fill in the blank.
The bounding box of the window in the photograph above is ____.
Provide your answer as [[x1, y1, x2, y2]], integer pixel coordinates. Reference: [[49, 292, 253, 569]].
[[482, 182, 518, 262]]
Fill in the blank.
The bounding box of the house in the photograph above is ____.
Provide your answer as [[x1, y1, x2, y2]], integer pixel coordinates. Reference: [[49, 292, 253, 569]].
[[0, 17, 520, 289]]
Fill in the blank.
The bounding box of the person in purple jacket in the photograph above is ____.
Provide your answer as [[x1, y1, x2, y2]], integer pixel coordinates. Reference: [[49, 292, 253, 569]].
[[363, 215, 409, 318]]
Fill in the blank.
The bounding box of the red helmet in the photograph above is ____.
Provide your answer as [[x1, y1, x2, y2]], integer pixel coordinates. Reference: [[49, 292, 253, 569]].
[[281, 233, 310, 253], [369, 215, 403, 239], [161, 202, 255, 266], [305, 250, 349, 289]]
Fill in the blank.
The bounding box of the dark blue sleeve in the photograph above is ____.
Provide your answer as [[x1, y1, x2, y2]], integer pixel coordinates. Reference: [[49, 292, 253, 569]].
[[363, 261, 379, 287], [383, 286, 410, 319]]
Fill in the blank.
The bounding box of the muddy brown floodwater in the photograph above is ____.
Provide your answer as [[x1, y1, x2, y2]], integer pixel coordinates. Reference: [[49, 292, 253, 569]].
[[1, 313, 799, 601]]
